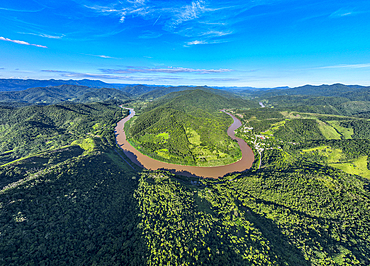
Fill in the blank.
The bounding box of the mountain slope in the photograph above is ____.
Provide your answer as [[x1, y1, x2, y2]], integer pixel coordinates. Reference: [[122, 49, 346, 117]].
[[0, 85, 129, 104], [0, 78, 126, 92], [147, 88, 258, 113], [128, 89, 251, 166], [252, 83, 368, 98]]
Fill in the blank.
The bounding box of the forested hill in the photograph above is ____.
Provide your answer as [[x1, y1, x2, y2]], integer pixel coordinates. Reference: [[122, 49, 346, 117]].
[[145, 88, 259, 113], [250, 83, 369, 98], [137, 85, 237, 100], [0, 102, 125, 161], [0, 85, 129, 105], [0, 78, 123, 92], [128, 89, 254, 166], [249, 84, 370, 117]]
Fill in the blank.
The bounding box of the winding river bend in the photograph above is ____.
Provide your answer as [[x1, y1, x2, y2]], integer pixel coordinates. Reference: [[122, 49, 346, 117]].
[[115, 108, 255, 178]]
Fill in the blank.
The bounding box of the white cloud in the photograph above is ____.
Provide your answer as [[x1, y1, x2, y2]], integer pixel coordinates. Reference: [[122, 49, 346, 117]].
[[79, 1, 273, 42], [166, 0, 207, 29], [0, 6, 44, 12], [329, 8, 357, 18], [41, 69, 182, 81], [84, 54, 119, 59], [119, 12, 126, 23], [19, 32, 64, 39], [0, 36, 47, 48], [100, 66, 232, 74], [319, 63, 370, 69], [186, 40, 207, 45]]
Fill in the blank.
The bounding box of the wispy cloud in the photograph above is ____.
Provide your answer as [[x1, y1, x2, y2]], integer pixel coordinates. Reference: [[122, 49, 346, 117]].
[[79, 0, 262, 43], [186, 40, 207, 45], [319, 63, 370, 69], [329, 8, 357, 18], [185, 38, 230, 46], [84, 54, 119, 59], [41, 69, 182, 82], [0, 36, 47, 48], [18, 32, 64, 39], [0, 6, 44, 12], [83, 3, 131, 24], [96, 55, 114, 59], [166, 0, 208, 29], [40, 69, 240, 84], [191, 77, 240, 82], [100, 66, 232, 74], [139, 31, 163, 39]]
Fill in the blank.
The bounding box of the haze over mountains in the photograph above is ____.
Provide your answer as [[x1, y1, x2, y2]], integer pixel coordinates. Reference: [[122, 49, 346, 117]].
[[1, 78, 369, 106]]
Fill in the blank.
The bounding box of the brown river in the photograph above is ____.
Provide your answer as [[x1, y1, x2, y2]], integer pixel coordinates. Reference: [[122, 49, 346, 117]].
[[115, 108, 255, 178]]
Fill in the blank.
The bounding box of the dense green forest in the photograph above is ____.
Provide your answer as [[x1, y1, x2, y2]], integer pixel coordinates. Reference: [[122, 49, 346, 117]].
[[127, 89, 256, 166], [1, 82, 370, 265], [0, 101, 127, 160], [248, 84, 370, 118], [0, 85, 130, 105]]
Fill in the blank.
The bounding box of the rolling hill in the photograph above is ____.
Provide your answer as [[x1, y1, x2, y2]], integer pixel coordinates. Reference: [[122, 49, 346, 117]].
[[0, 85, 129, 104], [128, 89, 256, 166]]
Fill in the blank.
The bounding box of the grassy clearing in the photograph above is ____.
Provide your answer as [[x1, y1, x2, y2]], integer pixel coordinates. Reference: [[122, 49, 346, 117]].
[[328, 121, 353, 139], [317, 120, 341, 140], [139, 132, 169, 145], [186, 128, 201, 146], [72, 137, 96, 153], [280, 111, 302, 119], [156, 149, 171, 159], [1, 145, 83, 167], [301, 146, 345, 163], [268, 120, 287, 133], [156, 132, 169, 140], [330, 156, 370, 179]]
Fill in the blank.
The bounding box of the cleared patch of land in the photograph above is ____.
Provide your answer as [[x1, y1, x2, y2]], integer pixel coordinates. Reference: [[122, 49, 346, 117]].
[[317, 120, 341, 140], [330, 156, 370, 179], [327, 121, 353, 139]]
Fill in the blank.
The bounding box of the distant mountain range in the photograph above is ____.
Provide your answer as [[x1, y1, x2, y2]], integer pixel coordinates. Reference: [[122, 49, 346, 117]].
[[0, 78, 286, 94], [0, 85, 129, 105], [0, 78, 126, 92], [0, 79, 369, 116], [248, 83, 369, 99]]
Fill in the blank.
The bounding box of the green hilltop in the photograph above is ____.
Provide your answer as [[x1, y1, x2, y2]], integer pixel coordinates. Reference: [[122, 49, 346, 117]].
[[128, 89, 256, 166]]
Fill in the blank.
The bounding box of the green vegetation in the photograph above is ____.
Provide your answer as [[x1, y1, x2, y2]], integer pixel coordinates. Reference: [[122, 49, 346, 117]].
[[1, 82, 370, 265], [328, 121, 354, 139], [317, 120, 342, 140], [0, 150, 146, 266], [0, 101, 125, 161], [72, 137, 96, 153], [0, 85, 129, 105], [340, 120, 370, 139], [330, 156, 370, 179], [127, 89, 250, 166]]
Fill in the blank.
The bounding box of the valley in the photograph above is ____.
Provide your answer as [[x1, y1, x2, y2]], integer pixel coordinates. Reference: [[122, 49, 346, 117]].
[[0, 80, 369, 265]]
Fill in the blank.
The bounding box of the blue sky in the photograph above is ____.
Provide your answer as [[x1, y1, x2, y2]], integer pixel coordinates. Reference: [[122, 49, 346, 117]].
[[0, 0, 370, 87]]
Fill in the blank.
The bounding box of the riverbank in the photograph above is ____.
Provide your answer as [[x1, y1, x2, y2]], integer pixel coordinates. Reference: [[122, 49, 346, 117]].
[[115, 107, 255, 178]]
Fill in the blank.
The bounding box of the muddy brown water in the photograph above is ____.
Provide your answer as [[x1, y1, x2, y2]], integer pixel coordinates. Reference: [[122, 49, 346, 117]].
[[115, 108, 255, 178]]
